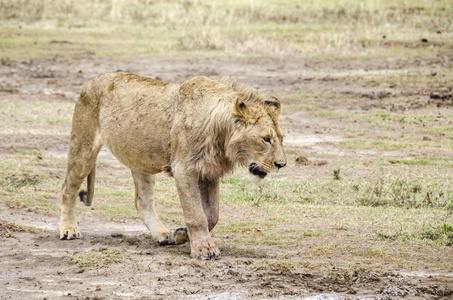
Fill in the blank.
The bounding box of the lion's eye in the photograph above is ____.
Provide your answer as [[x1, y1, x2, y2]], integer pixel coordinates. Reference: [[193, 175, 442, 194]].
[[263, 137, 271, 144]]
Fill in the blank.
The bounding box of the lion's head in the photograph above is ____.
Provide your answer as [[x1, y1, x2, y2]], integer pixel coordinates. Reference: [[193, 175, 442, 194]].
[[226, 90, 286, 179]]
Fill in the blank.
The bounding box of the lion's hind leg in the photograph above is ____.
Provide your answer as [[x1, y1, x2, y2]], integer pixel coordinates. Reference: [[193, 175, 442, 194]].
[[132, 171, 187, 244], [60, 96, 102, 240], [60, 147, 101, 240]]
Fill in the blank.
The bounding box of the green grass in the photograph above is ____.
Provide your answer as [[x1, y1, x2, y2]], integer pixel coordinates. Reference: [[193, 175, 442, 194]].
[[220, 171, 453, 211], [314, 110, 338, 118], [0, 98, 74, 134], [377, 223, 453, 246], [394, 157, 453, 167], [339, 139, 408, 151], [0, 174, 40, 192], [0, 0, 451, 59]]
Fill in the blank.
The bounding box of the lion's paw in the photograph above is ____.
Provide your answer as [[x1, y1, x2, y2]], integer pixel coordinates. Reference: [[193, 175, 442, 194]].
[[157, 228, 189, 245], [190, 239, 221, 260], [60, 226, 83, 240]]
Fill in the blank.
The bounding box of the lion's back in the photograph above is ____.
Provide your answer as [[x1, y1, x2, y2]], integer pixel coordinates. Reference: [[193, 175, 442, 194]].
[[80, 73, 180, 174]]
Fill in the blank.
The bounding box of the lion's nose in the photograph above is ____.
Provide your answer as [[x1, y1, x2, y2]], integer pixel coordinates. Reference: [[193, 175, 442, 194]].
[[274, 162, 286, 169]]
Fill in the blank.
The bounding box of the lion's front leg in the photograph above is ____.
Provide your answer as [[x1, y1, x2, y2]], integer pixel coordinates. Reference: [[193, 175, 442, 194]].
[[199, 178, 219, 232], [173, 164, 221, 260]]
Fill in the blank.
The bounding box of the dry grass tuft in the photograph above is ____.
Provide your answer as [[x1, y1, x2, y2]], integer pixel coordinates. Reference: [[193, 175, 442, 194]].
[[0, 219, 43, 238]]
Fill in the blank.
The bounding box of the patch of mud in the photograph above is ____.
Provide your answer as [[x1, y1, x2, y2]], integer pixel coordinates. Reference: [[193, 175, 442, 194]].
[[0, 205, 452, 299]]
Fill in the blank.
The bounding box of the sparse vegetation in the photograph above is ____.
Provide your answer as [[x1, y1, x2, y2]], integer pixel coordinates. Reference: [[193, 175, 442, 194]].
[[0, 219, 43, 237], [377, 223, 453, 246], [333, 168, 341, 180], [71, 248, 126, 270], [219, 171, 453, 211], [0, 0, 452, 297], [1, 174, 40, 191]]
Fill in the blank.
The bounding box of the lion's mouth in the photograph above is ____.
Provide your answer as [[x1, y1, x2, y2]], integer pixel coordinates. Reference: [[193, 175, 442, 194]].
[[249, 163, 267, 178]]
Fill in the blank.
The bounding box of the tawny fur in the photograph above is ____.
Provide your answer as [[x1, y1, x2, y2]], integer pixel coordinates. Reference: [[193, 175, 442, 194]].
[[59, 73, 286, 260]]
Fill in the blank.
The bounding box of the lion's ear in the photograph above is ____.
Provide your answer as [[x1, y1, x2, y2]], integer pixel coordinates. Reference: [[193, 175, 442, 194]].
[[264, 96, 281, 116], [232, 98, 260, 124]]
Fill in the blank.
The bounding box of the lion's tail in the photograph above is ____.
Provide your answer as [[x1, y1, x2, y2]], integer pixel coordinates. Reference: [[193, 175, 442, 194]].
[[78, 164, 96, 206]]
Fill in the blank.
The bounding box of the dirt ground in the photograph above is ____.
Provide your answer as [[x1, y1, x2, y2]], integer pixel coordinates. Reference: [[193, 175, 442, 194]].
[[0, 54, 452, 299]]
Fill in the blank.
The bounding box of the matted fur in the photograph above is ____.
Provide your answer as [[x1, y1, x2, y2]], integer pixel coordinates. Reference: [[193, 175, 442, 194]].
[[59, 73, 286, 260]]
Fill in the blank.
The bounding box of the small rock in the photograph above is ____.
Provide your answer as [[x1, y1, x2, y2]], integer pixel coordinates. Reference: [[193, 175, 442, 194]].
[[295, 156, 309, 166]]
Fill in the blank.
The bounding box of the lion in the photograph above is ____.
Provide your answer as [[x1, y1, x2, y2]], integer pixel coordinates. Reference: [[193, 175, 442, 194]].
[[59, 73, 286, 260]]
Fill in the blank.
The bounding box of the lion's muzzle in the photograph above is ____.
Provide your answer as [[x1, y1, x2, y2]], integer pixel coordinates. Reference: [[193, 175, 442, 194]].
[[249, 163, 268, 178]]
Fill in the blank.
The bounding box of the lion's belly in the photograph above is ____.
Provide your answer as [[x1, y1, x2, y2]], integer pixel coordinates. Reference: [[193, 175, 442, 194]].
[[104, 134, 171, 174], [99, 107, 173, 175]]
